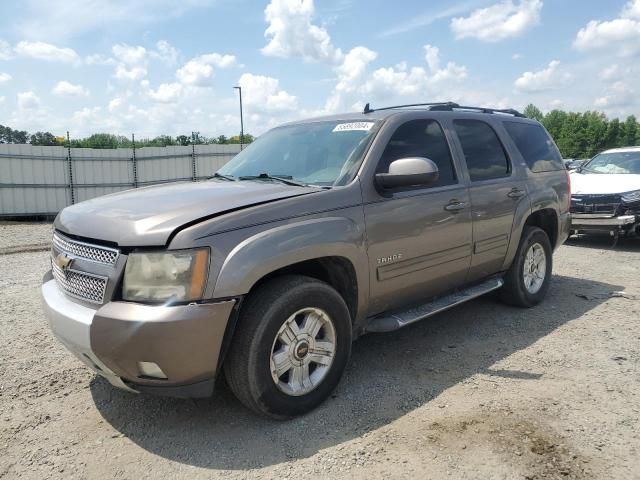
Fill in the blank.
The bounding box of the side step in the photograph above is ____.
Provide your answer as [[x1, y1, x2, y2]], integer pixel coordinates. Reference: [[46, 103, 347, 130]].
[[366, 277, 504, 333]]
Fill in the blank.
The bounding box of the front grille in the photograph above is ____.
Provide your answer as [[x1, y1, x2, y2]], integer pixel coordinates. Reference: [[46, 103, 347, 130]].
[[52, 232, 119, 265], [52, 261, 107, 304], [570, 194, 621, 216]]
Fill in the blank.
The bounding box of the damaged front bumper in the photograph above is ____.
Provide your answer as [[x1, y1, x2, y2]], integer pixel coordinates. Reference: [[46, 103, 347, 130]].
[[571, 213, 639, 233], [42, 274, 236, 398]]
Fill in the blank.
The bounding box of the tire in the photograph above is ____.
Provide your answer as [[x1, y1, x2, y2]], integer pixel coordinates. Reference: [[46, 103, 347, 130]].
[[223, 275, 352, 419], [500, 226, 552, 308]]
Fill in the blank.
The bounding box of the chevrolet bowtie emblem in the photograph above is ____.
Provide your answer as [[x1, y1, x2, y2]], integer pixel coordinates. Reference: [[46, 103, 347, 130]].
[[54, 252, 73, 270]]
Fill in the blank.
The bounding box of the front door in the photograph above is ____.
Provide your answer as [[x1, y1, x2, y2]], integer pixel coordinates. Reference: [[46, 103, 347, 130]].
[[363, 118, 473, 316], [450, 119, 528, 281]]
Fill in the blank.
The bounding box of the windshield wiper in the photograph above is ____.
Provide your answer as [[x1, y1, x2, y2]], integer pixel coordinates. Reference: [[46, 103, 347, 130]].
[[211, 172, 236, 181], [239, 173, 309, 187]]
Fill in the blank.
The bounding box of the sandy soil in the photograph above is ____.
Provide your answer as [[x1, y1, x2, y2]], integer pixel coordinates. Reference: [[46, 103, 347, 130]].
[[1, 225, 639, 479]]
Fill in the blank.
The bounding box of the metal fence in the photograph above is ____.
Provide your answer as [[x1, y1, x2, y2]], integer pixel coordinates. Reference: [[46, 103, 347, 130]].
[[0, 143, 240, 217]]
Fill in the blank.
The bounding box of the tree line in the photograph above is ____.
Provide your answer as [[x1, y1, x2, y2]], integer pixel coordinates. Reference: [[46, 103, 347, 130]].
[[523, 104, 639, 159], [0, 126, 254, 148], [3, 105, 640, 158]]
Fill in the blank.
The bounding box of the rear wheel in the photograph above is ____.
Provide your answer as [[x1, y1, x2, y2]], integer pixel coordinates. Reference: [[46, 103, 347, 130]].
[[224, 275, 352, 419], [500, 226, 552, 307]]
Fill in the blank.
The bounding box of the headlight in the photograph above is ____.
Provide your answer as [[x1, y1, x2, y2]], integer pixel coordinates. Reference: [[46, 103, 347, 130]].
[[621, 189, 640, 203], [123, 248, 209, 303]]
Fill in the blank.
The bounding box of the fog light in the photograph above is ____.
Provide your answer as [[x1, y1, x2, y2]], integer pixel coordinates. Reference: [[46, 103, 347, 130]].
[[137, 361, 168, 379]]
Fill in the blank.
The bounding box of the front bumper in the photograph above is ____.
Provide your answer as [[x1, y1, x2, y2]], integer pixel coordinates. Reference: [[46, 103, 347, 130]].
[[42, 277, 236, 397], [571, 214, 638, 230]]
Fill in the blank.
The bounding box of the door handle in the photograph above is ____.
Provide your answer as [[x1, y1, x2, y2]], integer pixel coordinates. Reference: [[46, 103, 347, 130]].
[[507, 188, 525, 198], [444, 200, 467, 212]]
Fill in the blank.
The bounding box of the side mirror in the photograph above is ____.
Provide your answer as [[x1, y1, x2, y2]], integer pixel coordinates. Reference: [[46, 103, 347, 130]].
[[375, 157, 440, 190]]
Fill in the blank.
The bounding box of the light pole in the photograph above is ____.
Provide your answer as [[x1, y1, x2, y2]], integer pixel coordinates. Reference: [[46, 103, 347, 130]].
[[233, 86, 244, 150]]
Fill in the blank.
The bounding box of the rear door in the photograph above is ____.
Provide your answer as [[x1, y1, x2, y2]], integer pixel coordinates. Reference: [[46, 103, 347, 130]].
[[450, 119, 528, 282], [362, 117, 472, 316]]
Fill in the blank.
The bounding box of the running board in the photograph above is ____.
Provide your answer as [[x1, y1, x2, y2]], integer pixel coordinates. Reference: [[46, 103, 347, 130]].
[[366, 277, 504, 333]]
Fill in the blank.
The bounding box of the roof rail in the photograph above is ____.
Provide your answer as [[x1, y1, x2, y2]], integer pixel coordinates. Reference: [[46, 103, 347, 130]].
[[363, 102, 458, 114], [362, 102, 525, 117]]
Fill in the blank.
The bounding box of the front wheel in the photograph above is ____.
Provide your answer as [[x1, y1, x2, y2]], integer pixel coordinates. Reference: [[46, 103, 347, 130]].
[[224, 275, 352, 419], [500, 226, 552, 307]]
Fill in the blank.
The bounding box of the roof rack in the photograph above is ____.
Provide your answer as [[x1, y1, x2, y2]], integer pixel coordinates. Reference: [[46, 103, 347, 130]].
[[362, 102, 525, 118]]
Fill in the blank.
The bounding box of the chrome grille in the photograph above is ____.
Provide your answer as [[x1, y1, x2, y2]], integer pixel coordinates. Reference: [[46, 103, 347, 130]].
[[52, 261, 107, 304], [52, 232, 119, 265]]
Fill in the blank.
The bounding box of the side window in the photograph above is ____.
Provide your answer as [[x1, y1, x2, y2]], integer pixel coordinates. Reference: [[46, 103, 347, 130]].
[[378, 119, 457, 188], [453, 120, 510, 181], [503, 121, 564, 172]]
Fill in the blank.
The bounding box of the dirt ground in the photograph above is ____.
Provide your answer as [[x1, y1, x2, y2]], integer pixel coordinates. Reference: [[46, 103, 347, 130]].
[[1, 223, 639, 480]]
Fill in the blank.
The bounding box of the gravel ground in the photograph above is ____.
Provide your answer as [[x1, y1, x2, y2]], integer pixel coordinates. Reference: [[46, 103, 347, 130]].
[[1, 225, 639, 479], [0, 223, 52, 251]]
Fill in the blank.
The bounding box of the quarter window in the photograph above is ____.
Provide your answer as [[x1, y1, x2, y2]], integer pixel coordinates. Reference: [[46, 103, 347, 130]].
[[453, 120, 510, 181], [378, 119, 457, 188], [503, 121, 564, 172]]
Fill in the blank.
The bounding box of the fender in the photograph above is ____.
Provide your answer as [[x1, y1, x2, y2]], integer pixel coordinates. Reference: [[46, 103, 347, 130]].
[[501, 189, 533, 271], [502, 178, 563, 271], [212, 215, 370, 324]]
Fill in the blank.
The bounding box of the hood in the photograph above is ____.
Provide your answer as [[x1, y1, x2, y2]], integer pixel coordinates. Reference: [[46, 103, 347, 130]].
[[570, 172, 640, 195], [55, 180, 318, 246]]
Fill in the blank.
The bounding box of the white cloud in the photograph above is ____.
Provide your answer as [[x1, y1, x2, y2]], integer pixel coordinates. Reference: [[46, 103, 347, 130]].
[[594, 81, 635, 108], [451, 0, 542, 42], [108, 97, 124, 112], [85, 53, 116, 66], [512, 53, 522, 60], [148, 82, 183, 103], [176, 53, 236, 86], [0, 39, 11, 60], [600, 64, 623, 82], [14, 40, 79, 63], [0, 96, 5, 104], [115, 64, 147, 81], [17, 91, 41, 110], [112, 44, 147, 65], [0, 72, 11, 83], [261, 0, 343, 64], [514, 60, 572, 92], [574, 19, 640, 57], [52, 81, 90, 97], [622, 0, 640, 19], [150, 40, 179, 65], [324, 44, 468, 113], [238, 73, 297, 112], [380, 0, 491, 37]]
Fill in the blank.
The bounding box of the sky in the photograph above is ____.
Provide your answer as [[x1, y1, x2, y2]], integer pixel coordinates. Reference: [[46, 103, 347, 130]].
[[0, 0, 639, 138]]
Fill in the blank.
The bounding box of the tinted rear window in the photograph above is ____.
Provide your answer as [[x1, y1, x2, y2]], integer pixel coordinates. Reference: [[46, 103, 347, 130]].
[[453, 120, 510, 181], [503, 121, 564, 172]]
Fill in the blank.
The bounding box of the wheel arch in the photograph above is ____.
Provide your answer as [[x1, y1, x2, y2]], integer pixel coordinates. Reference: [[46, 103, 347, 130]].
[[212, 216, 369, 328]]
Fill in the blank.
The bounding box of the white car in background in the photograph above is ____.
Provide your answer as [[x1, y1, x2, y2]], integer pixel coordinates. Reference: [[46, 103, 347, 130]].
[[570, 147, 640, 238]]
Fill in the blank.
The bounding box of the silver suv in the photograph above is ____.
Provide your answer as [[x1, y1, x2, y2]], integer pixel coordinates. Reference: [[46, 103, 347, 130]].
[[42, 102, 571, 418]]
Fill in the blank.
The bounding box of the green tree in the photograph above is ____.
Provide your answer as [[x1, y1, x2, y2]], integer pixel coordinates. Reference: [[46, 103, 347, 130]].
[[176, 135, 190, 146], [523, 104, 544, 122], [624, 115, 638, 146], [30, 131, 58, 146]]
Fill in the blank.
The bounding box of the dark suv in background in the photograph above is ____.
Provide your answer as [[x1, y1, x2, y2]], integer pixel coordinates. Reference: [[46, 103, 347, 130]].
[[43, 102, 571, 418]]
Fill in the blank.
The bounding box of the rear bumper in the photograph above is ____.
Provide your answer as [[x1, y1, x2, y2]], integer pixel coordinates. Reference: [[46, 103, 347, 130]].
[[571, 214, 638, 230], [42, 276, 236, 398]]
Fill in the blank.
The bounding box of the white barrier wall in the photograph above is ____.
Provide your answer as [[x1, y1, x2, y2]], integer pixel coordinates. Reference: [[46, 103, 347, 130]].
[[0, 143, 241, 216]]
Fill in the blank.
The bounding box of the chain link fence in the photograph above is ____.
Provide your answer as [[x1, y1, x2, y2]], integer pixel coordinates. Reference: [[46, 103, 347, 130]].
[[0, 142, 240, 217]]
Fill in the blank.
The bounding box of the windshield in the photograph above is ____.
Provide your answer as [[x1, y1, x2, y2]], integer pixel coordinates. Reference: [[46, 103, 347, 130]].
[[581, 151, 640, 174], [217, 120, 379, 186]]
